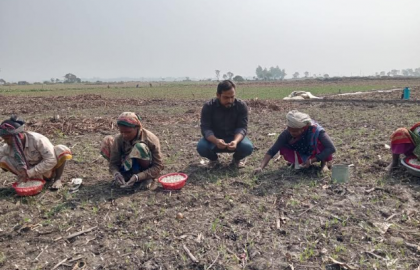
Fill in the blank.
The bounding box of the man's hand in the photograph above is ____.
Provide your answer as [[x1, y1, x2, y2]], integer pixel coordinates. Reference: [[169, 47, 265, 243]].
[[113, 172, 125, 185], [216, 139, 228, 149], [227, 141, 238, 151]]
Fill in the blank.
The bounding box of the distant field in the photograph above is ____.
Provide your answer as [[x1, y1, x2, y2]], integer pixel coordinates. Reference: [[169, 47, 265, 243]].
[[1, 78, 419, 100], [2, 89, 420, 269], [2, 79, 420, 269]]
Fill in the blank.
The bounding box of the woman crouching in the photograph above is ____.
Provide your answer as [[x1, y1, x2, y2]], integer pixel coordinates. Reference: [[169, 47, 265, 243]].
[[101, 112, 164, 190], [254, 110, 336, 174], [0, 115, 72, 189], [386, 122, 420, 172]]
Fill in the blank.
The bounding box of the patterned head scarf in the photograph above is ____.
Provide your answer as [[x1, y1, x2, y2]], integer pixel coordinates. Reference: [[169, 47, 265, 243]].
[[0, 116, 29, 170], [117, 112, 142, 128], [286, 110, 312, 128]]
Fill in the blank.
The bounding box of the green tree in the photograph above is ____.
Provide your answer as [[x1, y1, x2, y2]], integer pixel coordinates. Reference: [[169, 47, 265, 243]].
[[233, 75, 245, 82], [269, 66, 278, 80], [280, 69, 287, 80], [269, 67, 277, 79], [215, 70, 220, 81], [304, 71, 309, 78], [64, 73, 80, 83], [390, 69, 399, 76], [407, 68, 414, 76], [227, 72, 234, 80], [293, 72, 299, 79], [262, 68, 270, 80], [256, 65, 286, 80], [255, 66, 263, 80]]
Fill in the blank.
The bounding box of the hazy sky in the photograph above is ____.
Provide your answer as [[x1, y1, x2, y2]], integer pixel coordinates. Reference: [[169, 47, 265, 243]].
[[1, 0, 420, 82]]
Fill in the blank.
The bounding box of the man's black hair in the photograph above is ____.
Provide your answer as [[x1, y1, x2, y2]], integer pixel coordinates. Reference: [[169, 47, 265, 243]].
[[217, 80, 236, 95]]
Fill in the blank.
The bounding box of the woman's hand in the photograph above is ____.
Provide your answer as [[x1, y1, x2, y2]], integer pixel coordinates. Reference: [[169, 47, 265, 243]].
[[253, 167, 263, 175], [17, 170, 28, 182], [120, 173, 147, 188], [113, 172, 125, 185], [301, 157, 317, 168], [120, 174, 138, 188]]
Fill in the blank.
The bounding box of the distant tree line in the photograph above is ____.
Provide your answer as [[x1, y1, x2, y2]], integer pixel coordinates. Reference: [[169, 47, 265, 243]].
[[255, 65, 286, 80], [64, 73, 81, 83], [215, 70, 244, 82], [41, 73, 82, 84], [291, 71, 330, 79], [376, 68, 420, 77]]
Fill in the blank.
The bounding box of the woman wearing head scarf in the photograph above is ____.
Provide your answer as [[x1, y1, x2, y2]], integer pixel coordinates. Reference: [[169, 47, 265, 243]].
[[0, 115, 72, 189], [387, 122, 420, 172], [254, 110, 336, 174], [100, 112, 164, 190]]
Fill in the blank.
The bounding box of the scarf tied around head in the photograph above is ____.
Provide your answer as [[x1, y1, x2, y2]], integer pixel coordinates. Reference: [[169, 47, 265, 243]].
[[117, 112, 142, 128], [285, 110, 324, 163], [0, 116, 29, 171], [286, 110, 312, 128]]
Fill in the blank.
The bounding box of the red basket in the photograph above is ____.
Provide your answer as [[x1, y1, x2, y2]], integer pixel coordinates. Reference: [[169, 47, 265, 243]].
[[158, 173, 188, 190], [12, 178, 46, 196], [404, 156, 420, 169]]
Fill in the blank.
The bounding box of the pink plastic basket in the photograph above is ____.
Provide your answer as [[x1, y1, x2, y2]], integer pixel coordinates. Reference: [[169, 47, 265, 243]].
[[158, 173, 188, 190], [12, 178, 46, 196], [404, 156, 420, 169]]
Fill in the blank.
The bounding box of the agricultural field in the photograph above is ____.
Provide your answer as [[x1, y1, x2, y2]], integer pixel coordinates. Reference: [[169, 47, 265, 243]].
[[2, 77, 420, 100], [0, 79, 420, 270]]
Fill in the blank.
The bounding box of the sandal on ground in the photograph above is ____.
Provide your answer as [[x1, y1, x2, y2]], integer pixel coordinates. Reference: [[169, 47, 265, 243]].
[[69, 178, 83, 193]]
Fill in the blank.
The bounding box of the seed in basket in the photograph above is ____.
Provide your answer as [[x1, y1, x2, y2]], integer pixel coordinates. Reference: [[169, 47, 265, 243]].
[[160, 175, 185, 183], [407, 157, 420, 166], [13, 179, 46, 196], [17, 181, 42, 188], [158, 173, 188, 190]]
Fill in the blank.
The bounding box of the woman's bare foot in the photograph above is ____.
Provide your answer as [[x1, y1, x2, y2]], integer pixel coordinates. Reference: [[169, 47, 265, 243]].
[[320, 165, 330, 173], [386, 162, 399, 173], [50, 179, 63, 190], [327, 161, 333, 170], [140, 179, 159, 191], [386, 154, 400, 173]]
